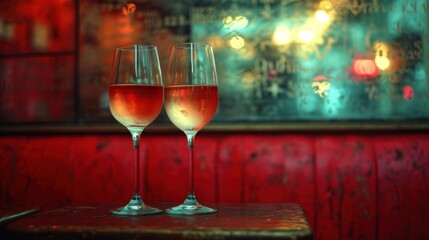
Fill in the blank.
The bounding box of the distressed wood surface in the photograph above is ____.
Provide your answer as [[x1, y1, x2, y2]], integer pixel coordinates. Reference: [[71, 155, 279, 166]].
[[5, 204, 313, 240], [217, 136, 245, 203], [315, 136, 377, 240], [143, 135, 187, 204], [145, 135, 218, 204], [375, 135, 429, 240], [71, 135, 134, 206], [240, 136, 315, 228], [0, 137, 73, 208]]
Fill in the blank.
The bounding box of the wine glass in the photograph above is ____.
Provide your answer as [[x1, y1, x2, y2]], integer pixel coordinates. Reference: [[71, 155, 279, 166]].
[[164, 43, 219, 215], [108, 45, 163, 215]]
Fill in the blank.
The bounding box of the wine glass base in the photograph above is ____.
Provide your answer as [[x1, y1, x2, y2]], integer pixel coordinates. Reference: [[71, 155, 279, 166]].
[[165, 204, 217, 216], [110, 204, 163, 216], [110, 194, 162, 216]]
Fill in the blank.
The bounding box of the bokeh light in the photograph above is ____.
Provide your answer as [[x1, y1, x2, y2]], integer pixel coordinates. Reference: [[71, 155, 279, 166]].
[[319, 0, 334, 10], [229, 35, 245, 49], [299, 29, 315, 43], [352, 59, 379, 78], [122, 3, 136, 16], [312, 75, 331, 98], [272, 26, 291, 46], [375, 55, 390, 70], [403, 85, 414, 101], [315, 10, 331, 24], [223, 16, 249, 30]]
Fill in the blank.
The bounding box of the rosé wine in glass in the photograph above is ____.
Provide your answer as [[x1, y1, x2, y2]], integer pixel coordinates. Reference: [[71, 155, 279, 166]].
[[165, 85, 218, 133], [164, 43, 218, 215], [108, 45, 163, 216], [109, 84, 163, 129]]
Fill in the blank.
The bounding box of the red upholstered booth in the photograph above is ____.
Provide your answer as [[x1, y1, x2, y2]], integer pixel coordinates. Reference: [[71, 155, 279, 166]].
[[1, 130, 428, 240]]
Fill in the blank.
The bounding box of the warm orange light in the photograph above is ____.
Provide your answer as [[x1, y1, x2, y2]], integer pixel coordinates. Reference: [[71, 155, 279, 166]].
[[351, 59, 379, 79], [375, 56, 390, 70], [122, 3, 136, 16], [319, 0, 334, 10], [373, 41, 405, 72]]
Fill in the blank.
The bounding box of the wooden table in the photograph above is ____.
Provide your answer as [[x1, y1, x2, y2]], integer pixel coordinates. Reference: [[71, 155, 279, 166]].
[[2, 203, 313, 240]]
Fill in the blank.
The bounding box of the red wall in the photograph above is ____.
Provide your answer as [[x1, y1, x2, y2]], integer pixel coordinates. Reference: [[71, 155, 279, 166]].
[[1, 132, 429, 240]]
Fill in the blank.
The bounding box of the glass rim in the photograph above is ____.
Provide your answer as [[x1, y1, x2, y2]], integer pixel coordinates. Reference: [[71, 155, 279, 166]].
[[116, 44, 158, 51], [173, 42, 212, 49]]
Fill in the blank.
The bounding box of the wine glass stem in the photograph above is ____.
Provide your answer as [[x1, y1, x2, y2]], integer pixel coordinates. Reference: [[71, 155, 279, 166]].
[[132, 132, 141, 197], [186, 134, 196, 197]]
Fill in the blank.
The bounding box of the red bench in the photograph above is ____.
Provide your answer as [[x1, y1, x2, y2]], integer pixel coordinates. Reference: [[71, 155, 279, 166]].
[[1, 133, 429, 239]]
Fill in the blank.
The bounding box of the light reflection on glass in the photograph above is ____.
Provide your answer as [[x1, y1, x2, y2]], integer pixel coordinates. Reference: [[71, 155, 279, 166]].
[[189, 0, 428, 121], [3, 0, 428, 124]]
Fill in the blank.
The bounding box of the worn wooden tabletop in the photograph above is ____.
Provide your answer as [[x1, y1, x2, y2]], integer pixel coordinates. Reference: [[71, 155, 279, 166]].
[[3, 203, 313, 240]]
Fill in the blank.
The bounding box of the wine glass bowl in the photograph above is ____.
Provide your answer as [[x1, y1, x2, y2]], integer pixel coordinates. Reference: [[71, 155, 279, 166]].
[[109, 84, 163, 130], [164, 85, 218, 134], [164, 43, 219, 215], [108, 45, 163, 215]]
